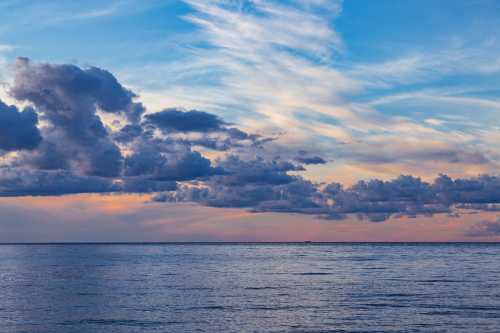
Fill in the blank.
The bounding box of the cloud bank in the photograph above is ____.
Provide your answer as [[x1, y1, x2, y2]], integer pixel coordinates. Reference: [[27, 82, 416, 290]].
[[1, 58, 499, 222]]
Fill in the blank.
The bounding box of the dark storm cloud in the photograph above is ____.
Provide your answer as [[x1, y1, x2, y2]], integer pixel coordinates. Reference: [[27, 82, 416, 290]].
[[0, 99, 42, 152], [145, 108, 226, 133], [465, 219, 500, 237]]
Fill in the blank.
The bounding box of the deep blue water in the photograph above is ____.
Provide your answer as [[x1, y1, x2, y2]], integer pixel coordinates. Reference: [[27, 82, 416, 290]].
[[0, 243, 499, 332]]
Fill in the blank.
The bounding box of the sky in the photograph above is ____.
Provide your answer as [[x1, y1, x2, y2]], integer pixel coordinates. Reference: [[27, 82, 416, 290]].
[[0, 0, 499, 242]]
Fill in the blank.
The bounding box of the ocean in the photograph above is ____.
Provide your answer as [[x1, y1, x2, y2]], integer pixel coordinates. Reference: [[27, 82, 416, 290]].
[[0, 243, 499, 332]]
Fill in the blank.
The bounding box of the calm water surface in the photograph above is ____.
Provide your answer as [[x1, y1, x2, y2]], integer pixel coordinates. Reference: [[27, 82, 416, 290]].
[[0, 243, 499, 332]]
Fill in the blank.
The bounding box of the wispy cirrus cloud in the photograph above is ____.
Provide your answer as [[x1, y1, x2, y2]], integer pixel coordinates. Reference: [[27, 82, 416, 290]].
[[0, 0, 165, 29], [115, 0, 500, 182]]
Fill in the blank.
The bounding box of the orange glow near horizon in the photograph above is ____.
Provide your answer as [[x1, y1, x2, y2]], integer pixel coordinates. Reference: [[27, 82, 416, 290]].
[[0, 194, 498, 243]]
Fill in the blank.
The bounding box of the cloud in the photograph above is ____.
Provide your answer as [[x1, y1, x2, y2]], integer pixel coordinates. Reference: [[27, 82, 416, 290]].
[[143, 108, 266, 152], [0, 168, 117, 196], [0, 0, 167, 28], [295, 156, 327, 165], [124, 143, 220, 181], [465, 219, 500, 237], [9, 58, 146, 177], [0, 44, 15, 52], [130, 0, 360, 139], [113, 124, 143, 143], [1, 58, 248, 194], [11, 57, 144, 124], [215, 155, 303, 186], [153, 156, 313, 208], [115, 0, 500, 182], [1, 57, 499, 224], [335, 137, 494, 178], [0, 99, 42, 152], [0, 167, 179, 196], [145, 108, 226, 133], [154, 173, 500, 222]]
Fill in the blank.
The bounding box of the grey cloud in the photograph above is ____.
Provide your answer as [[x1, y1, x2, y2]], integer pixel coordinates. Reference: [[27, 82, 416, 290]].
[[432, 174, 500, 205], [320, 176, 450, 221], [295, 156, 327, 165], [0, 167, 177, 196], [226, 127, 257, 141], [344, 145, 490, 165], [154, 172, 500, 222], [2, 58, 243, 194], [215, 155, 302, 186], [145, 108, 226, 133], [9, 58, 142, 177], [155, 151, 221, 181], [113, 124, 143, 143], [465, 219, 500, 237], [86, 140, 123, 177], [188, 137, 235, 151], [17, 136, 71, 171], [0, 168, 118, 196], [144, 109, 267, 151], [124, 140, 221, 182], [455, 203, 500, 212], [11, 58, 143, 122], [153, 157, 311, 208], [121, 178, 177, 193], [0, 99, 42, 152]]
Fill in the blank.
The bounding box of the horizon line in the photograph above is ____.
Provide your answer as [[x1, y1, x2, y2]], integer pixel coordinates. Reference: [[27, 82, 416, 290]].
[[1, 241, 499, 245]]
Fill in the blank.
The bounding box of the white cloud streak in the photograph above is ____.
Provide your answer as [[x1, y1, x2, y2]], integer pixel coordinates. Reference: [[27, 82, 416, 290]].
[[116, 0, 500, 178]]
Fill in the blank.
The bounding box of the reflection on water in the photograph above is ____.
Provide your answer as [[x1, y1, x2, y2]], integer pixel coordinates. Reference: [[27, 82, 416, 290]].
[[1, 243, 499, 332]]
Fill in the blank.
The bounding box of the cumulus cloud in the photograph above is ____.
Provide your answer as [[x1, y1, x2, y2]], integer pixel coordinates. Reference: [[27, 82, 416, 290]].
[[9, 57, 145, 177], [124, 144, 220, 181], [143, 108, 264, 152], [154, 172, 500, 222], [145, 108, 226, 133], [0, 99, 41, 152], [0, 58, 264, 195]]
